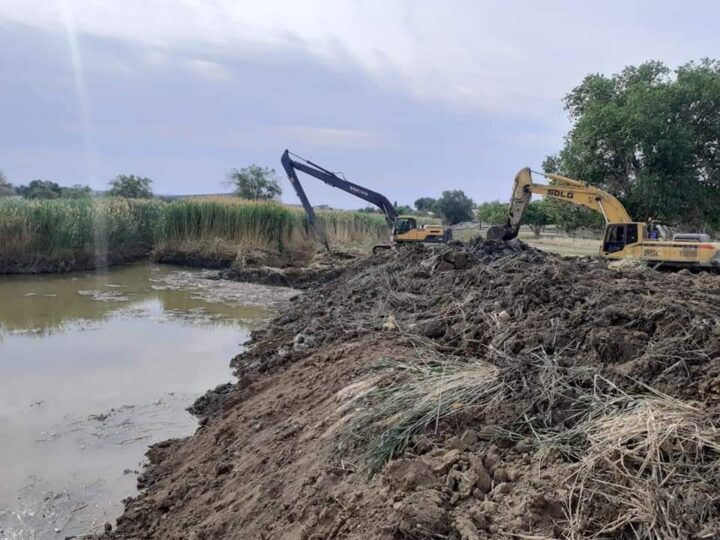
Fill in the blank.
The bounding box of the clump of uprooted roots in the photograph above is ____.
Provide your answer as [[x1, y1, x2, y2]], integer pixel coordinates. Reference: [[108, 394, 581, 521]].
[[345, 349, 505, 474], [555, 382, 720, 539]]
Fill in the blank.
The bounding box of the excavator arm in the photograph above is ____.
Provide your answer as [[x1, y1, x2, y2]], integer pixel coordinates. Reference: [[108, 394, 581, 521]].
[[281, 150, 398, 244], [487, 167, 631, 241]]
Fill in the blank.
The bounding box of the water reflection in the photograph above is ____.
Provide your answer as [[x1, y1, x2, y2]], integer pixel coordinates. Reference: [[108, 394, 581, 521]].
[[0, 264, 287, 338]]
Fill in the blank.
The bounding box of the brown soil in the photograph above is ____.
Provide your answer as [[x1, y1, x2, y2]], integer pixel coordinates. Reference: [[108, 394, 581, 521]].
[[0, 247, 150, 274], [104, 240, 720, 539]]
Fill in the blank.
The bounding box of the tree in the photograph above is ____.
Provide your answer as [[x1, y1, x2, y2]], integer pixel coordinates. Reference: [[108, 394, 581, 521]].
[[522, 200, 554, 237], [547, 59, 720, 230], [17, 180, 63, 199], [0, 171, 15, 197], [476, 201, 508, 226], [61, 184, 92, 199], [434, 190, 475, 225], [229, 165, 281, 200], [414, 197, 437, 212], [108, 175, 154, 199], [394, 203, 414, 215]]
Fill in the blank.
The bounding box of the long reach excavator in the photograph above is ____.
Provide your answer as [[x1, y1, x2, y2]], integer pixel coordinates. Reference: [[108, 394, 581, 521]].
[[281, 150, 451, 252], [488, 168, 720, 269]]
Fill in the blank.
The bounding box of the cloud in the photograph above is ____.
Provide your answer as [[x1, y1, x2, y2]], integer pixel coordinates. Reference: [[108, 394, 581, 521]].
[[271, 126, 383, 149], [2, 0, 718, 117], [185, 59, 233, 81]]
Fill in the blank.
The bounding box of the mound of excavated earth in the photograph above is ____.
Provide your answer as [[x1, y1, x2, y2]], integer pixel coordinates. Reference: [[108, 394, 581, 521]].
[[104, 240, 720, 539]]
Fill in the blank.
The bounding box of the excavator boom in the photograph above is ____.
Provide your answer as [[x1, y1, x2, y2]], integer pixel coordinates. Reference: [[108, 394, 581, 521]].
[[281, 150, 398, 233], [487, 168, 631, 241]]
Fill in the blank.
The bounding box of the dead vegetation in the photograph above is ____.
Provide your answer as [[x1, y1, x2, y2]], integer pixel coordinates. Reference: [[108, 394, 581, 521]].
[[105, 240, 720, 539]]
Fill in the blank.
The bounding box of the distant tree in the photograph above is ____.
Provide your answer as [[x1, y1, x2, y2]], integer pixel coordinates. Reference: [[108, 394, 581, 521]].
[[108, 175, 154, 199], [61, 184, 93, 199], [522, 200, 554, 237], [0, 171, 15, 197], [394, 203, 413, 215], [414, 197, 437, 212], [358, 206, 381, 213], [435, 190, 475, 225], [17, 179, 63, 199], [476, 201, 508, 226], [229, 165, 281, 200]]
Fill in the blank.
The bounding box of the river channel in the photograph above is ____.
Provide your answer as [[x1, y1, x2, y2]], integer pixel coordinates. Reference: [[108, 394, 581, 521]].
[[0, 263, 294, 539]]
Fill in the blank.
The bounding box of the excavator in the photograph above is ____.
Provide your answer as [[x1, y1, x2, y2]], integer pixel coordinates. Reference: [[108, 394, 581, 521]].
[[281, 150, 452, 252], [487, 168, 720, 269]]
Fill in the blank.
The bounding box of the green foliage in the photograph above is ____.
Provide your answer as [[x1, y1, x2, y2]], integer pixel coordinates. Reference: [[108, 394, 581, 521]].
[[414, 197, 437, 212], [522, 200, 554, 237], [108, 174, 154, 199], [61, 184, 92, 199], [476, 201, 508, 226], [546, 199, 604, 235], [548, 59, 720, 230], [17, 180, 63, 199], [0, 198, 164, 257], [0, 171, 15, 197], [156, 199, 387, 251], [229, 165, 281, 200], [0, 197, 389, 264], [394, 203, 413, 215], [434, 190, 475, 225]]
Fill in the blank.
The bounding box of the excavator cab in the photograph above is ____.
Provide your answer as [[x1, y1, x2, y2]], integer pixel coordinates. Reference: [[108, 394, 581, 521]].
[[393, 217, 417, 236], [603, 223, 639, 254]]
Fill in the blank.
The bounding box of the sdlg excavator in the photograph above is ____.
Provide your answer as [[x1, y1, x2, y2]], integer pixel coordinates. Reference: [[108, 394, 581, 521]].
[[488, 168, 720, 269]]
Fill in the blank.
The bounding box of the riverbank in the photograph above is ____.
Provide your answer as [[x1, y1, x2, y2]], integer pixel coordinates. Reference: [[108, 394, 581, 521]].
[[103, 240, 720, 539], [0, 197, 387, 274]]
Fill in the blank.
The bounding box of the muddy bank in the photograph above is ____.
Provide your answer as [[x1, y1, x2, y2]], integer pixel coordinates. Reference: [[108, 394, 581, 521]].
[[104, 241, 720, 539], [0, 247, 150, 274]]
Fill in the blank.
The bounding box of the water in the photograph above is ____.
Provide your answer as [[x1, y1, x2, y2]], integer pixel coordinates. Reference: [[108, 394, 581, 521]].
[[0, 264, 294, 539]]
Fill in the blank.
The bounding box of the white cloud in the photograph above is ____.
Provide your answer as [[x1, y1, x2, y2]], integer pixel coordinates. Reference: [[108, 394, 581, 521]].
[[1, 0, 718, 116], [271, 126, 383, 149], [185, 59, 233, 81]]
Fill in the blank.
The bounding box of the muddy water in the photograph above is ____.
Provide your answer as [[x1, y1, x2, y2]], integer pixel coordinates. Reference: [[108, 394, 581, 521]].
[[0, 264, 294, 539]]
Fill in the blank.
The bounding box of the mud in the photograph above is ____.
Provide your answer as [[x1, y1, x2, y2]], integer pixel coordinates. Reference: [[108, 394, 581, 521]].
[[0, 247, 150, 274], [103, 240, 720, 539]]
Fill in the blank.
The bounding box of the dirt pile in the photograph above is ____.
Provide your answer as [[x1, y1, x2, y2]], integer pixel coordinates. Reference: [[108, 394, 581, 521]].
[[220, 247, 360, 289], [105, 240, 720, 539]]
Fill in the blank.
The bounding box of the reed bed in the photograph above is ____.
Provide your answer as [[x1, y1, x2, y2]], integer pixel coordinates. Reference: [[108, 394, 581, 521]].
[[0, 197, 389, 269], [0, 198, 163, 258], [156, 198, 388, 252]]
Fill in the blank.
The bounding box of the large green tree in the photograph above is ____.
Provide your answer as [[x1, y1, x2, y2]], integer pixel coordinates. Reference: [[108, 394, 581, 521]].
[[229, 165, 281, 200], [108, 175, 154, 199], [434, 190, 475, 225], [547, 59, 720, 230]]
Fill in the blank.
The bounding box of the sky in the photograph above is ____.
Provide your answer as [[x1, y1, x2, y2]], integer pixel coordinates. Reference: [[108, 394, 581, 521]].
[[1, 1, 718, 207]]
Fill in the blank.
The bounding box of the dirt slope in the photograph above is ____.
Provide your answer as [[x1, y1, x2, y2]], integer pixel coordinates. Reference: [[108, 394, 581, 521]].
[[106, 241, 720, 539]]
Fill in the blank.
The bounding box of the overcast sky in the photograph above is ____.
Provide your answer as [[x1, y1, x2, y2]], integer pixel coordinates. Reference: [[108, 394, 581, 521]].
[[1, 1, 718, 207]]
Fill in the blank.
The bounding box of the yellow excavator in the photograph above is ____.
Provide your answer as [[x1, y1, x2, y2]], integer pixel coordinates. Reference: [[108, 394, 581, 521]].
[[281, 150, 451, 252], [487, 168, 720, 269]]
